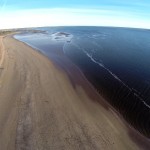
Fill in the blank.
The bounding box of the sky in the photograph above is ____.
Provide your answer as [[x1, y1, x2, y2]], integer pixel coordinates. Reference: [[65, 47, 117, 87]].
[[0, 0, 150, 29]]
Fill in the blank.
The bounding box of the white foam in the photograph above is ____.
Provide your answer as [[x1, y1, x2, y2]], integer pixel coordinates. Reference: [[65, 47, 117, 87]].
[[51, 32, 73, 42], [76, 44, 150, 109]]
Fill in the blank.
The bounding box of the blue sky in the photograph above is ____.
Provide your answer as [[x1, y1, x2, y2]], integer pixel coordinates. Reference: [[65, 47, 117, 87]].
[[0, 0, 150, 29]]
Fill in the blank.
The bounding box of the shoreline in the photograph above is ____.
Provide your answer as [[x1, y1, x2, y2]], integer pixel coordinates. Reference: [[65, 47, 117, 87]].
[[13, 35, 150, 147], [12, 35, 150, 147], [0, 35, 149, 149]]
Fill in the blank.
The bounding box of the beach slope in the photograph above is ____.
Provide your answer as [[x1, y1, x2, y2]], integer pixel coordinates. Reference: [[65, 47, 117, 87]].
[[0, 35, 147, 150]]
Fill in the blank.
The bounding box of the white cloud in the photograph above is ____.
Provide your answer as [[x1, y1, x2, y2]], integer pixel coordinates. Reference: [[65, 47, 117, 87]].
[[0, 8, 150, 29]]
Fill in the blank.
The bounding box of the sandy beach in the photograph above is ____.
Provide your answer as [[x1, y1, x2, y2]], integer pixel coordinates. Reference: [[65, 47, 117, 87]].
[[0, 35, 149, 150]]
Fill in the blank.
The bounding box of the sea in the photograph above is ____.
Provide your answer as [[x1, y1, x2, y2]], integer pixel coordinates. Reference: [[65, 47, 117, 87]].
[[14, 26, 150, 138]]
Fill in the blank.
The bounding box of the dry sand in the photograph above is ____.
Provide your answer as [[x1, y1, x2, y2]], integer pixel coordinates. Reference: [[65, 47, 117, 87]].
[[0, 35, 149, 150]]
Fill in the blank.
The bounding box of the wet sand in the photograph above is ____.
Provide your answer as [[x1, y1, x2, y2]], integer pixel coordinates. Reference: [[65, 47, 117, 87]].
[[0, 35, 149, 150]]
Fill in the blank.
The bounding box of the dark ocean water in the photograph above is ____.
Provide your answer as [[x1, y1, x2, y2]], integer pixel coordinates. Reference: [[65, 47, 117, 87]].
[[14, 26, 150, 137]]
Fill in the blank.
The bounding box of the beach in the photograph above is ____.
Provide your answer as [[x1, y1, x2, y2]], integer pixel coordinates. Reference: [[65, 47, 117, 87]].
[[0, 35, 149, 150]]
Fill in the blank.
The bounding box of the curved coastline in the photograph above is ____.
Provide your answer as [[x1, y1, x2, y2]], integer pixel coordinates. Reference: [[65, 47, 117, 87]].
[[0, 34, 149, 149], [14, 30, 150, 138]]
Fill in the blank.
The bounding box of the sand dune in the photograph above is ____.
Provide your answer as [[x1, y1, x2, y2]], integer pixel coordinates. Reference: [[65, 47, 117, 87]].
[[0, 35, 149, 150]]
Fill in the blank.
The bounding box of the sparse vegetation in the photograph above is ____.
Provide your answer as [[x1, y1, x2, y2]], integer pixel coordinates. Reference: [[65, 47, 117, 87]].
[[0, 30, 16, 36], [0, 28, 46, 36]]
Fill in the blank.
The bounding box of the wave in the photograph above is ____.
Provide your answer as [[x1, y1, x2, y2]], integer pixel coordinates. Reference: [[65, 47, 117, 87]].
[[71, 42, 150, 110], [86, 52, 150, 109]]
